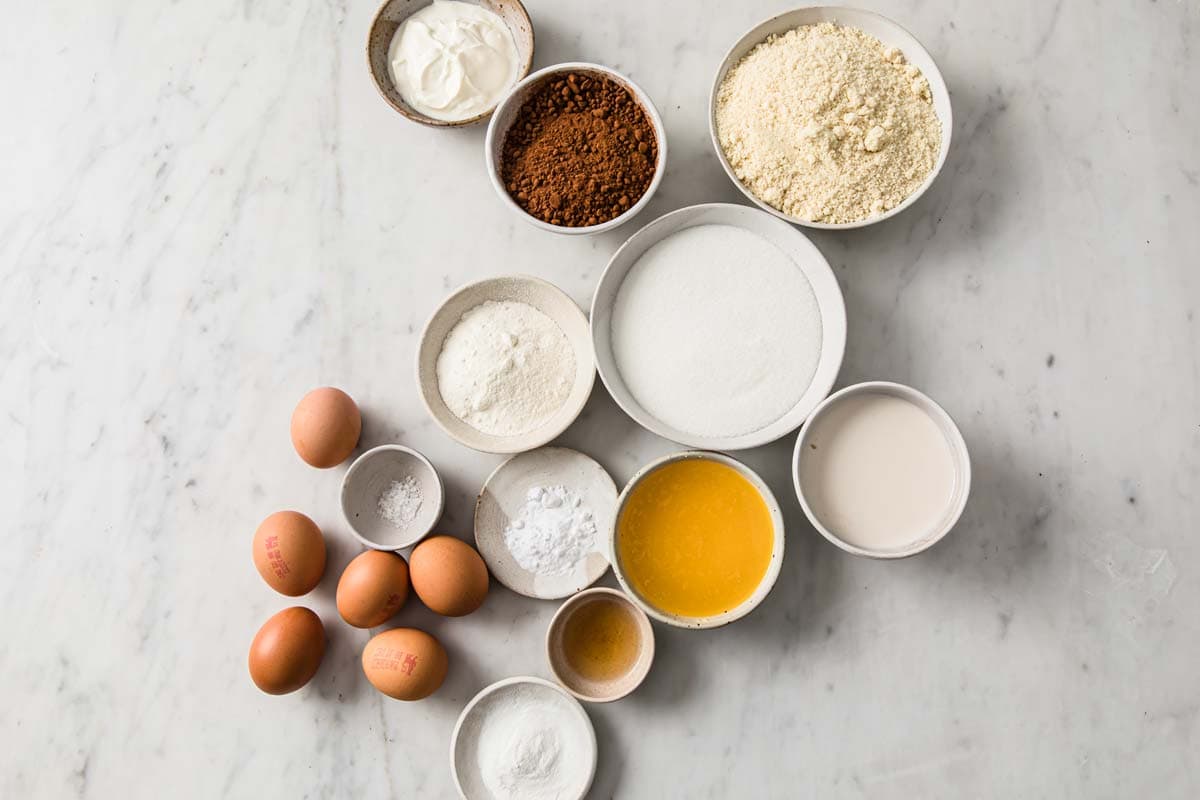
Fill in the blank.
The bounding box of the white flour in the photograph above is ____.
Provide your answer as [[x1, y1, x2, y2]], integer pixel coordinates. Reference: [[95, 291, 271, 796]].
[[610, 224, 823, 438], [436, 300, 575, 437], [503, 485, 596, 576]]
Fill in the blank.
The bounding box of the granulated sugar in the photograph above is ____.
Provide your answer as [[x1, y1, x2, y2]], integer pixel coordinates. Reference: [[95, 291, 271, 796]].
[[610, 224, 822, 438]]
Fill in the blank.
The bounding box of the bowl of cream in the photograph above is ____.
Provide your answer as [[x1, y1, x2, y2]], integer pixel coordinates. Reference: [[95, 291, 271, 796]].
[[367, 0, 534, 126], [792, 381, 971, 558]]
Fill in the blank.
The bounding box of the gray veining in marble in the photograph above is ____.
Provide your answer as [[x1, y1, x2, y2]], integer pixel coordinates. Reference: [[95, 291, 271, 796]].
[[2, 0, 1198, 797]]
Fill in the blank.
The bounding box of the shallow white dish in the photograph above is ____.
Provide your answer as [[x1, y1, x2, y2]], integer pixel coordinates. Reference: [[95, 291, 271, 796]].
[[591, 203, 846, 450], [417, 275, 595, 454], [485, 61, 667, 236], [792, 381, 971, 558], [474, 446, 616, 600], [450, 676, 597, 800], [609, 450, 786, 629], [340, 444, 444, 550], [709, 6, 953, 230]]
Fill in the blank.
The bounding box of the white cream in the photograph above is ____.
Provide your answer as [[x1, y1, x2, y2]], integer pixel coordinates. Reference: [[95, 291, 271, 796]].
[[388, 1, 519, 122], [799, 392, 957, 552]]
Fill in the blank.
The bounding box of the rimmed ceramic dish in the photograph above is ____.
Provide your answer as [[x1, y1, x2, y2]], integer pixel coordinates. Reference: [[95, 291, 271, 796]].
[[709, 6, 953, 229], [367, 0, 535, 127], [451, 676, 597, 800], [609, 451, 786, 629], [485, 62, 667, 235], [340, 444, 444, 550], [546, 588, 654, 702], [591, 203, 846, 450], [475, 447, 616, 599], [792, 381, 971, 558], [417, 275, 596, 454]]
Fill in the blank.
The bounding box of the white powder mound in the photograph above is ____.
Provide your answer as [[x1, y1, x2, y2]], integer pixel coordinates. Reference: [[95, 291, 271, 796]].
[[436, 300, 575, 437], [610, 224, 822, 438], [716, 22, 942, 223], [503, 485, 596, 577], [377, 476, 423, 529]]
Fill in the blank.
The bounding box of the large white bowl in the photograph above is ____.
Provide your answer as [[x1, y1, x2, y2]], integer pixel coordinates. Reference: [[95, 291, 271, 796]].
[[485, 62, 667, 236], [709, 6, 953, 230], [590, 203, 846, 450]]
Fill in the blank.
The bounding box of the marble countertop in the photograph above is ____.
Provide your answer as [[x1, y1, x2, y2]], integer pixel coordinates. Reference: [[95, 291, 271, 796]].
[[3, 0, 1198, 797]]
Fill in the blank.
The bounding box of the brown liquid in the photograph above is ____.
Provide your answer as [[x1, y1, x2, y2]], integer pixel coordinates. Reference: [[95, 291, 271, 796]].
[[562, 598, 641, 683]]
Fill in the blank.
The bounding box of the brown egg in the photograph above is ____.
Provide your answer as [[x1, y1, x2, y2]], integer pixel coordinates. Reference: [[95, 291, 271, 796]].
[[252, 510, 326, 596], [336, 550, 410, 628], [361, 627, 447, 700], [248, 607, 325, 695], [409, 536, 489, 617], [290, 387, 361, 468]]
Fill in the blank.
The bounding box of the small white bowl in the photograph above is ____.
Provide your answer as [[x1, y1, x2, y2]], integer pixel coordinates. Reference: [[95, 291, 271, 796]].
[[709, 6, 953, 230], [546, 587, 654, 703], [590, 203, 846, 450], [791, 381, 971, 558], [417, 275, 596, 454], [340, 445, 444, 550], [485, 62, 667, 235], [609, 451, 785, 629], [451, 676, 597, 800]]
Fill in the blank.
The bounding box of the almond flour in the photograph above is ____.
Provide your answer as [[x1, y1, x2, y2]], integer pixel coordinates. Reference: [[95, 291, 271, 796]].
[[716, 23, 942, 224]]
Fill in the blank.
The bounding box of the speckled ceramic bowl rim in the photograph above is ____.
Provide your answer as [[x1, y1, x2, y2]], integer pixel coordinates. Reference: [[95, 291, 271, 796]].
[[340, 444, 445, 550], [545, 587, 655, 703], [366, 0, 535, 127], [708, 6, 953, 229], [791, 381, 972, 559], [484, 61, 668, 235], [609, 451, 786, 629], [450, 675, 597, 800]]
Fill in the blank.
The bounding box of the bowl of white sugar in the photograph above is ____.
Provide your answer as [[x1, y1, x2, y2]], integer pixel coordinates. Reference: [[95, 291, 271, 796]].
[[418, 275, 596, 454], [591, 203, 846, 450], [709, 7, 952, 229]]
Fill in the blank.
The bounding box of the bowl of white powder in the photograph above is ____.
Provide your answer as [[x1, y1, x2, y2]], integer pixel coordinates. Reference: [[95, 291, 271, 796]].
[[709, 7, 952, 228], [418, 275, 596, 454], [591, 203, 846, 450], [341, 444, 445, 550]]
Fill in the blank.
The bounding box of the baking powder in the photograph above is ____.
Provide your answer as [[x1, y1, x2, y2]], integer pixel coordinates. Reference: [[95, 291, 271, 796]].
[[503, 485, 597, 576]]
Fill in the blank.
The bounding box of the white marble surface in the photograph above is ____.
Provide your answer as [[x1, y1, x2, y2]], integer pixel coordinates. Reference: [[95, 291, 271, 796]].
[[2, 0, 1198, 797]]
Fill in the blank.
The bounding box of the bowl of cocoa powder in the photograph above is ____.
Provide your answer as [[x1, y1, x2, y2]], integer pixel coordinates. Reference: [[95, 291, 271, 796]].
[[485, 62, 666, 235]]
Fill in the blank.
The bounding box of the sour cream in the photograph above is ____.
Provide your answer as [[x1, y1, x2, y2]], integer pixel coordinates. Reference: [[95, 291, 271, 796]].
[[388, 1, 520, 122]]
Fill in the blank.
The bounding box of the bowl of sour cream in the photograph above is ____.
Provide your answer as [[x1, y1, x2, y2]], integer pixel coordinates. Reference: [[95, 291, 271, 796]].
[[367, 0, 534, 126]]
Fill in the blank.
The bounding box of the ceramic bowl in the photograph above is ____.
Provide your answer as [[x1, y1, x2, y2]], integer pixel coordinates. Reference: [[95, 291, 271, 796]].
[[340, 445, 444, 550], [590, 203, 846, 450], [792, 381, 971, 558], [546, 588, 654, 703], [484, 62, 667, 235], [366, 0, 535, 127], [451, 676, 597, 800], [609, 451, 785, 629], [709, 6, 953, 229], [416, 275, 595, 454]]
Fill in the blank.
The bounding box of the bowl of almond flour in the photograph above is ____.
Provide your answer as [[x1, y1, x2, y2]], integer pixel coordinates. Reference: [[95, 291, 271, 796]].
[[710, 7, 952, 229]]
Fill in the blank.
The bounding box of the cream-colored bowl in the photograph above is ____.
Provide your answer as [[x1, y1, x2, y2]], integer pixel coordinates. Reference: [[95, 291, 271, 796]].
[[546, 588, 654, 703], [609, 451, 785, 629], [709, 6, 952, 229], [416, 275, 595, 454]]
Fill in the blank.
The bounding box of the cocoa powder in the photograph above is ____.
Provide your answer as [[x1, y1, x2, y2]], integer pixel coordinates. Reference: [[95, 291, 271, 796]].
[[500, 71, 658, 227]]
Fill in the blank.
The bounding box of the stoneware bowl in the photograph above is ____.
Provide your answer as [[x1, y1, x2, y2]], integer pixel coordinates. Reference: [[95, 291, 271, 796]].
[[792, 381, 971, 558], [591, 203, 846, 450], [609, 451, 786, 630], [484, 62, 667, 235], [451, 676, 597, 800], [340, 444, 444, 550], [366, 0, 535, 127], [709, 6, 952, 229], [546, 587, 655, 703], [474, 447, 616, 600], [416, 275, 595, 454]]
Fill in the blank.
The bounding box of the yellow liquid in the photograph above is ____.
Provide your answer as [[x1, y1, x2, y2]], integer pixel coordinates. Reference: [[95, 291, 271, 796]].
[[562, 597, 641, 682], [616, 459, 774, 618]]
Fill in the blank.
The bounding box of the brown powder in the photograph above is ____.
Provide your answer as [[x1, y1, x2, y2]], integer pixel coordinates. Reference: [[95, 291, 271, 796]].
[[500, 72, 658, 227]]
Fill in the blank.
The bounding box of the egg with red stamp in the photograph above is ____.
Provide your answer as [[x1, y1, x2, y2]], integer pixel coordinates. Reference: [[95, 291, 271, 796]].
[[252, 510, 326, 596], [361, 628, 448, 700], [336, 550, 410, 628]]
